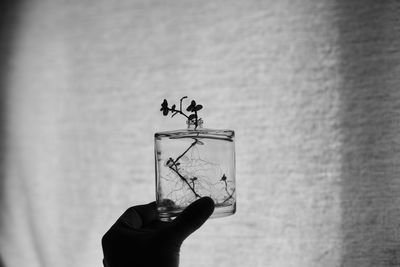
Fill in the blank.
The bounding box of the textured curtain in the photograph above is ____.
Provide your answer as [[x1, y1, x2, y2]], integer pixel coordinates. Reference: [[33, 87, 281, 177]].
[[1, 1, 400, 267]]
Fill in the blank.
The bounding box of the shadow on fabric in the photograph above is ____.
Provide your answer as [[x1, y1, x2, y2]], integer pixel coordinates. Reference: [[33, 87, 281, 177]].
[[0, 0, 25, 266], [337, 1, 400, 266]]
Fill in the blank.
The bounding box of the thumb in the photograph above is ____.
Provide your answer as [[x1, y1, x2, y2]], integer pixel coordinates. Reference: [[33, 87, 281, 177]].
[[169, 197, 215, 242]]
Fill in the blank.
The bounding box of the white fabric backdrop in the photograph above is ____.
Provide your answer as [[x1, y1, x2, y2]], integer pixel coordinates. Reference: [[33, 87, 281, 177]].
[[1, 0, 400, 266]]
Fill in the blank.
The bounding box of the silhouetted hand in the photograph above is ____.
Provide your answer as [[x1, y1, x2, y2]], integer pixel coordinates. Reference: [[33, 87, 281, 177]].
[[101, 197, 215, 267]]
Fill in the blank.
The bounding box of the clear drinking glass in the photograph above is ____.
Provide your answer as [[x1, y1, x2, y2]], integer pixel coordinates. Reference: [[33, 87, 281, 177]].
[[155, 119, 236, 221]]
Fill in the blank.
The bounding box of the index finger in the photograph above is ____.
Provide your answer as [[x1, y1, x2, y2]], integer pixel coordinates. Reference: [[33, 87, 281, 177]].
[[117, 202, 158, 229]]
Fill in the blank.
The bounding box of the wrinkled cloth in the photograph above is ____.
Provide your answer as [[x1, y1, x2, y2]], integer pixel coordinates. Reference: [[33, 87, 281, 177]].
[[1, 1, 400, 267]]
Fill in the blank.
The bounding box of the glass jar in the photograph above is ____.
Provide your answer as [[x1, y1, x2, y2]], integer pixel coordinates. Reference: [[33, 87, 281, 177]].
[[154, 119, 236, 221]]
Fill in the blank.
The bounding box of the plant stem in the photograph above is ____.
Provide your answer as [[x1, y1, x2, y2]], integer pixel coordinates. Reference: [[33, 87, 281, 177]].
[[174, 139, 197, 164], [194, 109, 198, 130], [222, 188, 235, 204], [170, 108, 189, 119], [168, 139, 200, 198], [179, 96, 187, 112], [169, 164, 201, 198]]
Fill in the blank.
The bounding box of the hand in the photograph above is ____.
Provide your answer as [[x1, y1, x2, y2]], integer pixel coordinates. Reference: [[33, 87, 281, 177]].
[[101, 197, 215, 267]]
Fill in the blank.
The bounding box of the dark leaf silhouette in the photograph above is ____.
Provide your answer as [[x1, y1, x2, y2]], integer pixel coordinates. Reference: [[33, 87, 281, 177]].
[[160, 99, 169, 116], [165, 158, 174, 167], [188, 114, 197, 121], [186, 100, 196, 112], [195, 104, 203, 111]]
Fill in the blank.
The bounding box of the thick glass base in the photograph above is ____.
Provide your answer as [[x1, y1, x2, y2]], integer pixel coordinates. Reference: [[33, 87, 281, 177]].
[[158, 202, 236, 222]]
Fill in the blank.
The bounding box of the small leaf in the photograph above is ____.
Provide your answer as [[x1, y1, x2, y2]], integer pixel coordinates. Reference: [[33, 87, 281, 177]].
[[160, 99, 169, 115], [171, 104, 176, 110], [195, 104, 203, 111], [188, 114, 197, 121], [196, 140, 204, 145], [186, 100, 196, 111], [165, 158, 174, 167], [161, 99, 168, 107], [221, 174, 227, 181]]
